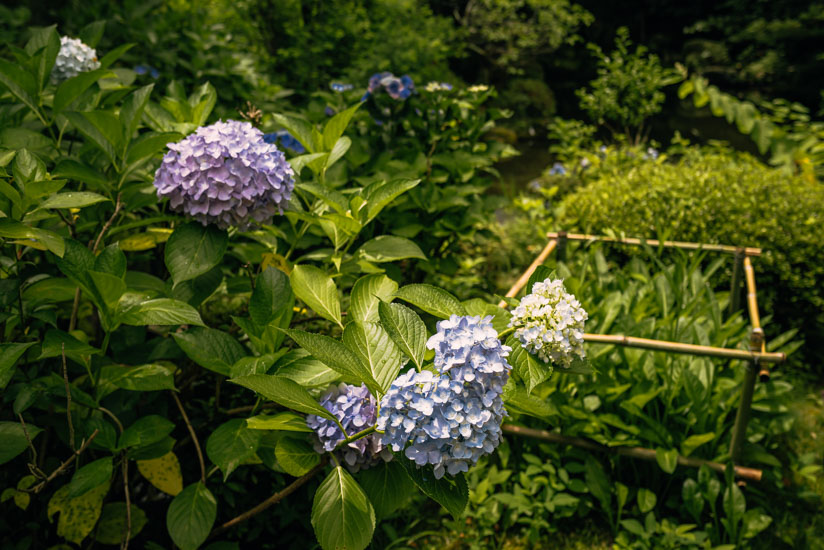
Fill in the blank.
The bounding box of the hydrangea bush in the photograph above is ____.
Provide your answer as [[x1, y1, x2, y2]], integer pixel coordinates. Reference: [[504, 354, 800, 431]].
[[153, 119, 295, 229], [362, 71, 415, 101], [50, 36, 100, 82], [508, 277, 588, 367]]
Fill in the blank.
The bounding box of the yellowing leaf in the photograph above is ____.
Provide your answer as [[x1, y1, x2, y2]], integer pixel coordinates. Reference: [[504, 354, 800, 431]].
[[137, 451, 183, 496], [261, 252, 292, 274], [118, 233, 161, 251], [47, 482, 108, 544]]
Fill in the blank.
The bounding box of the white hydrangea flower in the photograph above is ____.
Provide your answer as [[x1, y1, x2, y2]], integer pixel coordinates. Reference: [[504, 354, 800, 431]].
[[508, 278, 588, 367], [424, 81, 453, 92], [467, 84, 489, 93], [51, 36, 101, 83]]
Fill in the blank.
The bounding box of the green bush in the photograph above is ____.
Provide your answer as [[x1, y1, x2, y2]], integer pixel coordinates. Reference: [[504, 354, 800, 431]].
[[557, 146, 824, 358]]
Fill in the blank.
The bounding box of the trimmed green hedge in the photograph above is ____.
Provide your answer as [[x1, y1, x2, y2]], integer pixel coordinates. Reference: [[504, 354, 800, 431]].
[[557, 148, 824, 356]]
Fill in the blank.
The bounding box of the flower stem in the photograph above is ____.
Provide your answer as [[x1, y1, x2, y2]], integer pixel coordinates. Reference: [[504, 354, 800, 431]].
[[334, 425, 376, 450], [498, 327, 515, 339]]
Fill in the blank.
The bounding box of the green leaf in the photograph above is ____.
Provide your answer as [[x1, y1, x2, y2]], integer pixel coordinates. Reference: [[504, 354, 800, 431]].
[[246, 412, 312, 432], [119, 298, 204, 327], [501, 380, 557, 420], [205, 419, 261, 481], [94, 242, 126, 278], [280, 329, 379, 393], [350, 274, 398, 323], [170, 265, 223, 308], [274, 351, 341, 389], [98, 43, 134, 69], [0, 421, 42, 465], [326, 136, 351, 169], [88, 270, 126, 313], [79, 20, 106, 47], [38, 329, 100, 362], [343, 322, 402, 394], [165, 222, 228, 286], [120, 84, 154, 140], [26, 25, 60, 92], [249, 267, 292, 326], [296, 182, 348, 214], [655, 447, 679, 474], [67, 457, 112, 498], [362, 179, 420, 223], [525, 265, 554, 296], [53, 159, 109, 190], [230, 374, 337, 422], [94, 502, 148, 545], [401, 461, 468, 519], [0, 59, 40, 119], [166, 482, 217, 550], [507, 338, 552, 393], [636, 488, 657, 513], [98, 364, 176, 391], [119, 415, 175, 450], [0, 342, 36, 390], [377, 301, 426, 370], [125, 131, 182, 166], [53, 69, 112, 113], [188, 82, 217, 126], [584, 455, 611, 511], [173, 327, 246, 376], [393, 284, 466, 319], [275, 435, 320, 477], [358, 460, 415, 519], [311, 467, 375, 550], [271, 113, 318, 153], [681, 432, 716, 457], [64, 111, 123, 166], [323, 102, 361, 150], [290, 264, 342, 327], [0, 218, 64, 257], [357, 236, 426, 263], [38, 191, 110, 210]]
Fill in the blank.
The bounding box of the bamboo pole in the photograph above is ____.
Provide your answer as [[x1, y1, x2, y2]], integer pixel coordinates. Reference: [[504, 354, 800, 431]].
[[502, 424, 762, 482], [583, 333, 784, 364], [545, 232, 761, 257], [729, 329, 763, 463], [743, 256, 770, 381], [497, 239, 557, 307], [728, 248, 744, 317]]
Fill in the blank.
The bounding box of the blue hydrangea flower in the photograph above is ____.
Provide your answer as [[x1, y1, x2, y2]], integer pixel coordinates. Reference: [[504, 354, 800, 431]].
[[644, 147, 659, 160], [377, 315, 511, 479], [51, 36, 100, 83], [135, 64, 160, 78], [424, 82, 453, 92], [362, 72, 415, 101], [306, 383, 392, 472], [324, 106, 336, 117], [548, 162, 566, 176], [153, 120, 294, 230], [508, 278, 587, 367], [329, 82, 353, 93], [262, 130, 306, 154]]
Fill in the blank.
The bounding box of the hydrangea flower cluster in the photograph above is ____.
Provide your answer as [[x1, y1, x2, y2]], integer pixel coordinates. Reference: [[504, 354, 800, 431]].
[[306, 383, 392, 472], [134, 64, 160, 78], [51, 36, 100, 83], [508, 278, 588, 367], [548, 162, 567, 176], [153, 120, 294, 230], [377, 315, 512, 479], [362, 72, 415, 101], [262, 130, 306, 154], [424, 81, 453, 92], [467, 84, 489, 93]]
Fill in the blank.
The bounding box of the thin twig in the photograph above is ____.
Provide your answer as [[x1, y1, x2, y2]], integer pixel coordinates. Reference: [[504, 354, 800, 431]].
[[121, 457, 131, 550], [209, 459, 327, 539], [223, 402, 278, 415], [27, 429, 100, 493], [91, 193, 123, 254], [69, 288, 81, 331], [172, 391, 206, 483], [18, 414, 38, 466], [61, 343, 75, 451], [56, 209, 76, 238], [98, 406, 125, 433]]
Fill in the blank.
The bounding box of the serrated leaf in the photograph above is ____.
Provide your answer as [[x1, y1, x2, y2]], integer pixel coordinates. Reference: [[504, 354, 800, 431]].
[[275, 435, 321, 477], [393, 284, 466, 319], [311, 467, 375, 550], [249, 267, 292, 326], [378, 301, 426, 370], [507, 337, 552, 393], [98, 364, 176, 391], [357, 236, 426, 264], [322, 102, 361, 150], [343, 322, 402, 394], [39, 191, 110, 210], [246, 412, 312, 432], [350, 274, 398, 323], [118, 298, 204, 327], [165, 222, 228, 286], [230, 374, 337, 422], [206, 419, 261, 481], [173, 327, 246, 376], [401, 461, 468, 519], [53, 68, 112, 113], [290, 264, 342, 327], [166, 482, 216, 550], [358, 460, 414, 519]]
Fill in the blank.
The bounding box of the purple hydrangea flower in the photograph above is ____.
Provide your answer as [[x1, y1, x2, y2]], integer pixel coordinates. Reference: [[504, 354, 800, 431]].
[[135, 64, 160, 78], [362, 72, 415, 101], [329, 82, 353, 93], [153, 120, 294, 230], [262, 130, 306, 154], [548, 162, 566, 176], [306, 383, 392, 472], [377, 315, 512, 479]]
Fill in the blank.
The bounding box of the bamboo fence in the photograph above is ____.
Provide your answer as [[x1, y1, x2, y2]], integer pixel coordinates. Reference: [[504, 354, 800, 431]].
[[500, 231, 784, 479]]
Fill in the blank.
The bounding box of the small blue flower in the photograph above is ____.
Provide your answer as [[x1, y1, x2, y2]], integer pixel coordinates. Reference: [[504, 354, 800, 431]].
[[134, 65, 160, 78], [363, 72, 415, 102], [329, 82, 353, 93], [263, 130, 306, 154], [324, 106, 336, 117], [644, 147, 659, 160], [549, 162, 566, 176]]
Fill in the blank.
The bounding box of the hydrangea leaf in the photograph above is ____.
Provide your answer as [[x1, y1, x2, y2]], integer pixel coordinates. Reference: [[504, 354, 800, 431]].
[[205, 419, 262, 481], [393, 284, 466, 319], [173, 327, 245, 376], [246, 411, 312, 432], [97, 364, 176, 392], [506, 337, 552, 393], [343, 321, 402, 395], [311, 466, 375, 550], [401, 461, 468, 519], [275, 435, 320, 477], [350, 274, 398, 323], [377, 301, 426, 371], [357, 236, 426, 263], [166, 482, 216, 550], [164, 222, 228, 286], [137, 451, 183, 496], [358, 460, 415, 519], [290, 265, 342, 328], [230, 373, 338, 423]]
